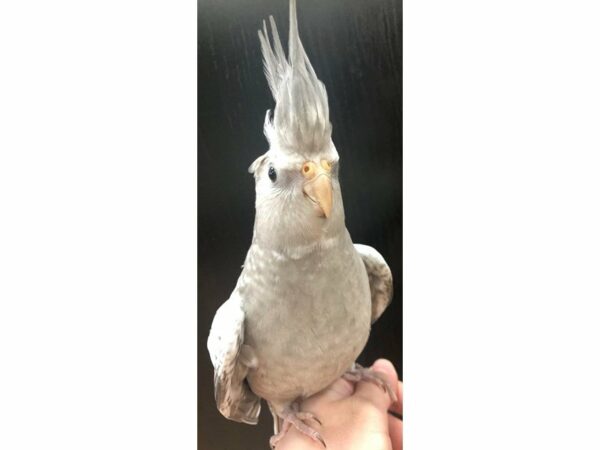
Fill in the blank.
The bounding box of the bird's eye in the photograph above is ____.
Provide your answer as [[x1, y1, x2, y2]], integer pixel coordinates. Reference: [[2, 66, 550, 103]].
[[268, 166, 277, 182]]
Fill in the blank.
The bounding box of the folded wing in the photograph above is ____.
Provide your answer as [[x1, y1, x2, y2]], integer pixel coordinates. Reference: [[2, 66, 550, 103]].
[[207, 295, 261, 424], [354, 244, 393, 324]]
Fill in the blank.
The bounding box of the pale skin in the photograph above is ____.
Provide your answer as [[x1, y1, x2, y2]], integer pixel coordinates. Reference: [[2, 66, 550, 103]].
[[275, 359, 403, 450]]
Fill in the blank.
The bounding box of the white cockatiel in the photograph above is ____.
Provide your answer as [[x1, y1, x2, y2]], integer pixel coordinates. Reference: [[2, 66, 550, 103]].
[[207, 0, 395, 447]]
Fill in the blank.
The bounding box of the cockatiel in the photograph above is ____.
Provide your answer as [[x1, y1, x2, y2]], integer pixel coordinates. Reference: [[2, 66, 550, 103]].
[[207, 0, 395, 447]]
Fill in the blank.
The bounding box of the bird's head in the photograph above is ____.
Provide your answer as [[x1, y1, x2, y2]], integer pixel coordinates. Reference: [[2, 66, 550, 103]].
[[249, 0, 346, 250], [249, 143, 344, 249]]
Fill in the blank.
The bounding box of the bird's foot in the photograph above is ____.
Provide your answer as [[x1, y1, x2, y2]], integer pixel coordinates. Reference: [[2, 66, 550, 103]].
[[269, 404, 325, 449], [343, 362, 398, 403]]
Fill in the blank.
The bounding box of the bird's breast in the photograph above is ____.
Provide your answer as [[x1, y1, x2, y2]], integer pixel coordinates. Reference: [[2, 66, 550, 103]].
[[239, 235, 371, 404]]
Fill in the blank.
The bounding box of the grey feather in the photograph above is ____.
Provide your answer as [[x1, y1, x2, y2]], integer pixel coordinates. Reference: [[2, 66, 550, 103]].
[[354, 244, 394, 324], [257, 0, 332, 157], [207, 0, 393, 441], [207, 295, 261, 424]]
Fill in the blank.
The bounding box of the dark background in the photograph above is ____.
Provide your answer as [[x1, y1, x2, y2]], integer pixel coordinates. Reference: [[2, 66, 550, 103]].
[[198, 0, 401, 448]]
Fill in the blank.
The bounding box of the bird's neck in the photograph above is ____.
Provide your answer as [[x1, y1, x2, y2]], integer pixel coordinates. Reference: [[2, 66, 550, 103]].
[[252, 226, 348, 260]]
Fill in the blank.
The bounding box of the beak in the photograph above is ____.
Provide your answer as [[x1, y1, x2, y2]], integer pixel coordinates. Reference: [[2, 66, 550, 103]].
[[302, 162, 333, 218]]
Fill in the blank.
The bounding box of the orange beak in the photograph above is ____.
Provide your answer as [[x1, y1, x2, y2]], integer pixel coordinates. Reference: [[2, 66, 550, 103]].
[[301, 160, 333, 218]]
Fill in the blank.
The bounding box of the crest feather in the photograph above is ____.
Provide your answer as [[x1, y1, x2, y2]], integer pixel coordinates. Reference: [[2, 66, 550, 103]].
[[257, 0, 332, 157]]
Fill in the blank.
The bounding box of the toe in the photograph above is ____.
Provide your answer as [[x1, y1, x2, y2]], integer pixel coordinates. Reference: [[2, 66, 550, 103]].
[[354, 359, 399, 410]]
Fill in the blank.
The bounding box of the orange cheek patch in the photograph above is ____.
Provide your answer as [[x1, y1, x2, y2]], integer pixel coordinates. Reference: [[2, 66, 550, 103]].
[[320, 160, 332, 172], [301, 161, 317, 180]]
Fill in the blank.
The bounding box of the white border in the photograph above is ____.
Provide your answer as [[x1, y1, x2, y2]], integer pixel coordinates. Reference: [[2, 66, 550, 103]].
[[405, 0, 600, 448], [0, 1, 197, 448]]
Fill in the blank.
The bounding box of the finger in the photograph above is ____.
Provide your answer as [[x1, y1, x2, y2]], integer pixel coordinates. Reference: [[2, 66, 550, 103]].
[[354, 359, 398, 411], [397, 380, 403, 412], [388, 380, 403, 417], [388, 379, 403, 450], [388, 411, 403, 450], [311, 376, 355, 403]]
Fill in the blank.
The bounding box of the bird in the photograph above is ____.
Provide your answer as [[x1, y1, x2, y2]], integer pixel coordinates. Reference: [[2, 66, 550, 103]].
[[207, 0, 395, 447]]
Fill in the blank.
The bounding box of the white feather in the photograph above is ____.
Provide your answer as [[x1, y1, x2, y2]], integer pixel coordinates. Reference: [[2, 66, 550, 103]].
[[207, 295, 261, 424], [257, 0, 333, 156], [354, 244, 394, 324], [207, 296, 244, 370]]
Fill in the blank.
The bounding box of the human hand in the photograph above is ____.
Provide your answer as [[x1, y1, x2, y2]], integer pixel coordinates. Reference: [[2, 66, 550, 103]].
[[276, 359, 403, 450]]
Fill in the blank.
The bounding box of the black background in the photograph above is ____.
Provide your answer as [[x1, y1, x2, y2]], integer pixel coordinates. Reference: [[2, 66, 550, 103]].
[[198, 0, 401, 448]]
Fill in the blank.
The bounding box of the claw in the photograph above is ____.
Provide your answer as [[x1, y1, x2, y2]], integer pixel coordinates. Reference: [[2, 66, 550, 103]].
[[343, 365, 398, 403], [296, 411, 322, 426], [269, 407, 326, 448], [316, 433, 327, 448]]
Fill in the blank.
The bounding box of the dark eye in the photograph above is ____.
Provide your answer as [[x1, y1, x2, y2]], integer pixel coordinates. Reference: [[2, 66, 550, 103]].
[[268, 166, 277, 182]]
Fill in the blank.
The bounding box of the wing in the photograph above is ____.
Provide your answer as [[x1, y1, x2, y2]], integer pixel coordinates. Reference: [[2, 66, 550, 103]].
[[207, 294, 261, 424], [354, 244, 393, 324]]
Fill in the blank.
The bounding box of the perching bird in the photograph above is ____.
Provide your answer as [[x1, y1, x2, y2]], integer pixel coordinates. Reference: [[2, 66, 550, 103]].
[[207, 0, 395, 447]]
